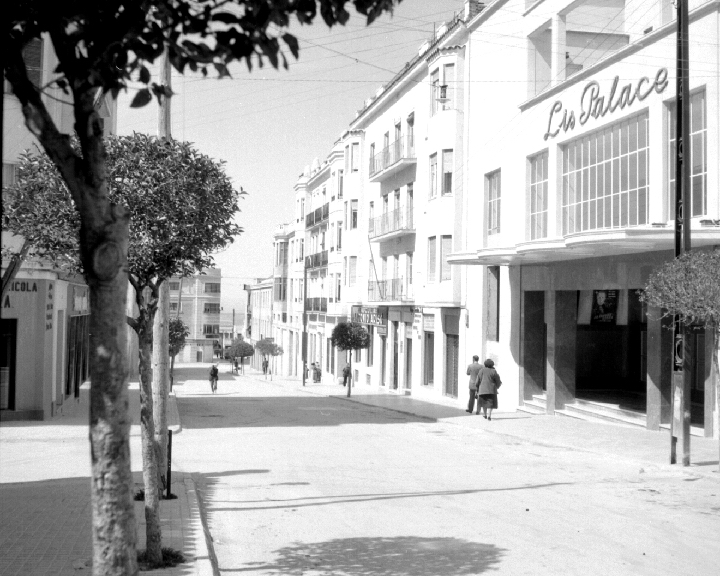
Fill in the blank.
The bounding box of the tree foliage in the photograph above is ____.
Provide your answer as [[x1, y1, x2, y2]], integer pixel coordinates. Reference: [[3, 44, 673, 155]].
[[169, 318, 190, 358], [3, 134, 244, 284], [228, 337, 255, 361], [255, 337, 284, 358], [641, 249, 720, 326], [331, 322, 370, 352]]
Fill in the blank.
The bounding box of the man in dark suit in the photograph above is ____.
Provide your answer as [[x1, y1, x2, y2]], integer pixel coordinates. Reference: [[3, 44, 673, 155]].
[[466, 355, 482, 413]]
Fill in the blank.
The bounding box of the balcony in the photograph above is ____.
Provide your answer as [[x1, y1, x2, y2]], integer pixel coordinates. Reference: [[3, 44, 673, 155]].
[[369, 134, 416, 182], [305, 203, 330, 228], [304, 250, 329, 269], [369, 207, 414, 241], [368, 278, 414, 302], [305, 297, 328, 312]]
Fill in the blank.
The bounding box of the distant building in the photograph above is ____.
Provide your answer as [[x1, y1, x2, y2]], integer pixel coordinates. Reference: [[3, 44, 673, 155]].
[[167, 268, 222, 363], [244, 278, 273, 370]]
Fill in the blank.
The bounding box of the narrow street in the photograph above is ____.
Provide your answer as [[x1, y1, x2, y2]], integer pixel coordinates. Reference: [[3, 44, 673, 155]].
[[172, 367, 719, 576]]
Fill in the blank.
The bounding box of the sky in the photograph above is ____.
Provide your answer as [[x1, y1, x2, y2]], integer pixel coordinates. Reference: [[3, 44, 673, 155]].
[[115, 0, 466, 312]]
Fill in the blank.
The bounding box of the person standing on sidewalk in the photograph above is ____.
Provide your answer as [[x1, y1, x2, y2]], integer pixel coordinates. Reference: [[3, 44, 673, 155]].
[[209, 364, 219, 393], [465, 355, 482, 413], [476, 359, 501, 420], [342, 364, 351, 387]]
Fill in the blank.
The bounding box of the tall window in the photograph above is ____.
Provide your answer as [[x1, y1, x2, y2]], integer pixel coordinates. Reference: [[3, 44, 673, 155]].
[[442, 149, 453, 195], [351, 143, 360, 172], [562, 112, 649, 234], [429, 153, 438, 198], [430, 69, 440, 116], [668, 90, 707, 217], [443, 63, 455, 110], [351, 200, 358, 229], [427, 236, 437, 282], [349, 256, 357, 286], [440, 235, 452, 281], [336, 222, 342, 249], [529, 151, 549, 240], [486, 266, 500, 341], [486, 170, 501, 235], [406, 252, 413, 286], [338, 169, 344, 198], [204, 282, 221, 293]]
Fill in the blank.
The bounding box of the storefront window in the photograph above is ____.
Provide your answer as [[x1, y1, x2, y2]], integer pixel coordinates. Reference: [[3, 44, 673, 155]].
[[562, 112, 649, 234]]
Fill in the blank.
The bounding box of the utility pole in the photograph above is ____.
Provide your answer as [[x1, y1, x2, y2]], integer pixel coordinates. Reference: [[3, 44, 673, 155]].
[[302, 249, 308, 386], [153, 47, 172, 486], [670, 0, 692, 466]]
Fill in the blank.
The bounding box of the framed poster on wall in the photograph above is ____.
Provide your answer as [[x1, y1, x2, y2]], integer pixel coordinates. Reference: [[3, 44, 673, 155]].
[[591, 289, 618, 325]]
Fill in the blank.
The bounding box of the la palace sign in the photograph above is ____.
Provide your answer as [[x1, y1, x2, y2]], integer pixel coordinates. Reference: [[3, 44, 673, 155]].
[[543, 67, 669, 140]]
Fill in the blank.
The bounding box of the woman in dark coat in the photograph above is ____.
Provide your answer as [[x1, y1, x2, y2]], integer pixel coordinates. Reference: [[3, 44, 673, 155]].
[[476, 359, 502, 420]]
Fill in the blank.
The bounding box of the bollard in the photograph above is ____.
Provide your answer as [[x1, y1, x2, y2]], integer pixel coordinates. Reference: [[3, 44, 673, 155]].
[[166, 429, 172, 499]]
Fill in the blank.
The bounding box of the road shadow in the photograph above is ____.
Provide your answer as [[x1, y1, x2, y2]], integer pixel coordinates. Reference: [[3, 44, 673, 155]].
[[177, 396, 431, 429], [220, 536, 505, 575]]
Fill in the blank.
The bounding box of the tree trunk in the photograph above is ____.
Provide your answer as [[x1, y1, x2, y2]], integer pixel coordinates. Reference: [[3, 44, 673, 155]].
[[170, 353, 176, 391], [713, 323, 720, 473], [138, 329, 163, 566], [152, 281, 170, 492], [347, 355, 352, 398], [86, 214, 139, 576], [1, 240, 31, 301]]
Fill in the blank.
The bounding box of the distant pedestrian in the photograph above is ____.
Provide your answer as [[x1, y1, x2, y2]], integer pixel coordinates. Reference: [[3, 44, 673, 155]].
[[476, 359, 502, 420], [342, 364, 351, 387], [209, 364, 219, 394], [465, 355, 482, 413], [262, 358, 268, 375], [313, 363, 321, 383]]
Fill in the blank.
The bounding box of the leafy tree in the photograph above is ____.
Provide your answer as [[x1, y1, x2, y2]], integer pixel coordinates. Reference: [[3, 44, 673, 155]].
[[4, 2, 402, 572], [169, 317, 190, 386], [227, 336, 254, 374], [255, 338, 284, 380], [641, 248, 720, 470], [2, 133, 242, 566], [330, 322, 370, 397]]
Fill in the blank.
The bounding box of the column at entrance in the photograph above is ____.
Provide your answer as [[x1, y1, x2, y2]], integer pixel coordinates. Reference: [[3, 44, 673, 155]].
[[522, 291, 545, 401], [546, 290, 576, 413], [646, 306, 672, 430]]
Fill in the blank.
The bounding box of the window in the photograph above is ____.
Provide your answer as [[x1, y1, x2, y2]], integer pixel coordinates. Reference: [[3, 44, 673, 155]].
[[351, 200, 358, 229], [204, 282, 221, 293], [344, 201, 348, 230], [429, 153, 438, 198], [203, 324, 220, 335], [443, 63, 455, 110], [273, 278, 287, 301], [529, 151, 549, 240], [351, 143, 360, 172], [345, 145, 350, 172], [336, 273, 342, 301], [424, 331, 434, 385], [169, 302, 182, 313], [349, 256, 357, 286], [562, 112, 649, 234], [486, 170, 501, 235], [336, 222, 342, 250], [2, 163, 18, 188], [442, 149, 453, 195], [406, 252, 413, 286], [486, 266, 500, 341], [407, 114, 415, 155], [427, 236, 437, 282], [338, 169, 344, 198], [366, 326, 374, 366], [440, 235, 452, 281], [668, 91, 707, 218], [430, 69, 440, 116], [204, 303, 220, 313]]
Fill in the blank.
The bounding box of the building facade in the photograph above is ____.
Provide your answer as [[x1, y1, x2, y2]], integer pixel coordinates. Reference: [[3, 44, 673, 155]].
[[245, 277, 274, 371]]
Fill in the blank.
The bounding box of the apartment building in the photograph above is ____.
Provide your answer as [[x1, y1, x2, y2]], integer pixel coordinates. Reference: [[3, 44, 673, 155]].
[[167, 268, 223, 363], [1, 37, 116, 420], [245, 277, 274, 371]]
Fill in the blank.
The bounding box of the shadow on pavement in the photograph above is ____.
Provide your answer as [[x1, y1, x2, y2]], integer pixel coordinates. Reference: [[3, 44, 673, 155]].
[[219, 536, 505, 575], [177, 396, 432, 429]]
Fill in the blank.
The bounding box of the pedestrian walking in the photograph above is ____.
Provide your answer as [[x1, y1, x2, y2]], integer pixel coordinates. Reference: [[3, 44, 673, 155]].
[[209, 364, 219, 394], [262, 358, 268, 375], [476, 358, 502, 420], [465, 355, 482, 413], [342, 364, 351, 387], [313, 363, 321, 383]]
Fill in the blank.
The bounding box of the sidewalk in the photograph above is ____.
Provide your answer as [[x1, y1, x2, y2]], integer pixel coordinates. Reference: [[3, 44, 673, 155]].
[[0, 381, 213, 576], [240, 366, 720, 477]]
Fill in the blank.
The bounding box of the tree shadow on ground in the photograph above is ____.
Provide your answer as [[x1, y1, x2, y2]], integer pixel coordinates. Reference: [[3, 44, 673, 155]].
[[221, 536, 505, 575]]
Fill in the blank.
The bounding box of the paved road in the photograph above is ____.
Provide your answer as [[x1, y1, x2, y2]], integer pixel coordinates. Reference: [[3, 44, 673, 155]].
[[172, 368, 719, 576]]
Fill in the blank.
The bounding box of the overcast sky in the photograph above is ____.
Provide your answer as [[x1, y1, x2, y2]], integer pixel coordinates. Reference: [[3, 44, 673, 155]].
[[115, 0, 465, 311]]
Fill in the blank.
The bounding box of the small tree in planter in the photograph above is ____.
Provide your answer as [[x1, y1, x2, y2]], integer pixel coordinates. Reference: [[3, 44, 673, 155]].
[[169, 318, 190, 390], [227, 337, 254, 374], [331, 322, 370, 397], [255, 338, 284, 380], [640, 248, 720, 471]]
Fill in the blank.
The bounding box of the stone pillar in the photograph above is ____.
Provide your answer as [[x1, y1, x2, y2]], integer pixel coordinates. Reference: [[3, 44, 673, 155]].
[[646, 307, 672, 430], [551, 13, 567, 87], [546, 290, 576, 413], [522, 291, 545, 401], [704, 328, 717, 438]]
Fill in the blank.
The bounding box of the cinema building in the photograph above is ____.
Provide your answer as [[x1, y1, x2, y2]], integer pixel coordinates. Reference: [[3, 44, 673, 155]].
[[451, 0, 719, 435]]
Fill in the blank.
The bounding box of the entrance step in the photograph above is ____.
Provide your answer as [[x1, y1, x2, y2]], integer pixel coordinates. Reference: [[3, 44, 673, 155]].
[[556, 402, 646, 429], [518, 399, 546, 415], [573, 398, 647, 421]]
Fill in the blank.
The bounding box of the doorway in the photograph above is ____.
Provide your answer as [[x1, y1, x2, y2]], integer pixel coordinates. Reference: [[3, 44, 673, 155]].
[[392, 321, 399, 389], [405, 338, 412, 389], [1, 319, 17, 411], [444, 334, 459, 398]]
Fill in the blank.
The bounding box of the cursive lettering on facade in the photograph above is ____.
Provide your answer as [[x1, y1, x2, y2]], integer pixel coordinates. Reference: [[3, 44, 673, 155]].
[[543, 68, 668, 141]]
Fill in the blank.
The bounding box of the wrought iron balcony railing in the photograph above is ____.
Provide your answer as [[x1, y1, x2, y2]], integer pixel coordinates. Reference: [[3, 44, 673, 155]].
[[368, 206, 414, 239], [367, 278, 414, 302], [369, 134, 415, 178], [305, 202, 330, 228], [304, 250, 329, 269]]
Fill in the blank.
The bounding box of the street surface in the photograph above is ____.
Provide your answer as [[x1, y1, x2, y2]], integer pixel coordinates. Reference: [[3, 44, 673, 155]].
[[172, 366, 720, 576]]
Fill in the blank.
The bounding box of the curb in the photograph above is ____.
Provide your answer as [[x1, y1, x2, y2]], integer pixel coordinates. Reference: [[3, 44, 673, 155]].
[[187, 477, 220, 576]]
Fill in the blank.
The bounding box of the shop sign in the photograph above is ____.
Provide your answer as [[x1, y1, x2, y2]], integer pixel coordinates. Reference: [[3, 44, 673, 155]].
[[73, 286, 89, 314], [543, 67, 669, 141], [351, 305, 387, 327], [590, 289, 617, 325], [2, 280, 40, 309]]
